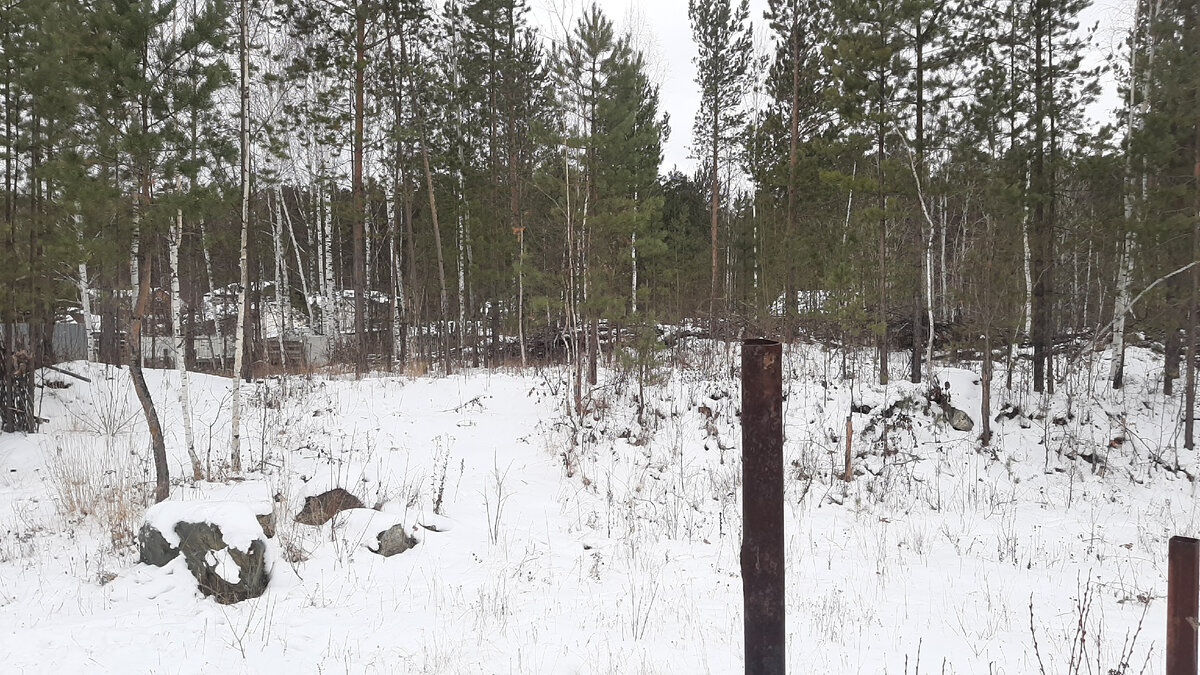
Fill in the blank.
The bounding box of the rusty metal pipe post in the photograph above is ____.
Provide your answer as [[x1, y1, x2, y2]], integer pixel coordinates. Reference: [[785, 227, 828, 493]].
[[741, 339, 785, 675], [1169, 536, 1200, 675]]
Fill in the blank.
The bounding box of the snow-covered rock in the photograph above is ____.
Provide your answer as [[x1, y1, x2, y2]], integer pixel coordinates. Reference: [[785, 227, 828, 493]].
[[294, 487, 365, 526], [946, 407, 974, 431], [137, 501, 271, 604]]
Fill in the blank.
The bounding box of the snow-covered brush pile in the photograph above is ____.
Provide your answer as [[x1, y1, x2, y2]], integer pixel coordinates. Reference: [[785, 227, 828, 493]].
[[0, 341, 1192, 673]]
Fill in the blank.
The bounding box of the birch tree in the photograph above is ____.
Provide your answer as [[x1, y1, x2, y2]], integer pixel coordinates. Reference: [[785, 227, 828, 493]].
[[231, 0, 251, 472]]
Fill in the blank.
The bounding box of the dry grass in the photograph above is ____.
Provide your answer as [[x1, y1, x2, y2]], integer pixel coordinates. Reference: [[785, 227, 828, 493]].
[[44, 433, 148, 549]]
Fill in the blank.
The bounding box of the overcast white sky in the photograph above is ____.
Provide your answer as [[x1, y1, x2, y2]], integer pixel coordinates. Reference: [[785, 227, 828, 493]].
[[530, 0, 1135, 174]]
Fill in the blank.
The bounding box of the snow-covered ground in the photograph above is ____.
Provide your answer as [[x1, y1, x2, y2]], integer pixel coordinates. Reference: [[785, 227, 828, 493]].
[[0, 341, 1192, 673]]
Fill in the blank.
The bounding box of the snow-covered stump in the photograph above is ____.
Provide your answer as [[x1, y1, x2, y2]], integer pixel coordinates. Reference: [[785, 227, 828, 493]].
[[138, 502, 271, 604]]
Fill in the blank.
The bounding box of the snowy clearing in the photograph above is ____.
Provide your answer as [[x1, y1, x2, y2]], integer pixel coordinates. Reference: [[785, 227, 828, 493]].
[[0, 342, 1192, 674]]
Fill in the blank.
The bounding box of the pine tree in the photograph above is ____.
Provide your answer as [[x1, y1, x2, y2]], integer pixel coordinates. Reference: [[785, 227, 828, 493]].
[[457, 0, 546, 367], [1130, 0, 1200, 442], [897, 0, 955, 384], [827, 0, 907, 384], [759, 0, 831, 315], [689, 0, 752, 328], [553, 4, 667, 385], [0, 0, 86, 432]]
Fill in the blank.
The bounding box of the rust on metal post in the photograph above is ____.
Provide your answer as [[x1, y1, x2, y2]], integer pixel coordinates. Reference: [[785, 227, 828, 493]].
[[1169, 536, 1200, 675], [741, 338, 785, 675]]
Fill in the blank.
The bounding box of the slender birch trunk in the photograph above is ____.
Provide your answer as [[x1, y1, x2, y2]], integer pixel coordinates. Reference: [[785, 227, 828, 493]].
[[843, 161, 855, 247], [78, 261, 95, 362], [269, 190, 288, 366], [906, 140, 938, 384], [198, 220, 226, 370], [351, 7, 368, 377], [321, 181, 336, 337], [399, 20, 449, 376], [565, 147, 582, 418], [1021, 170, 1033, 338], [403, 167, 416, 367], [74, 208, 95, 363], [456, 192, 466, 364], [387, 192, 401, 369], [231, 0, 250, 472], [130, 223, 139, 308], [278, 186, 314, 327], [1110, 1, 1143, 388], [170, 183, 202, 480], [940, 194, 948, 322], [447, 12, 473, 368], [630, 231, 638, 315], [925, 215, 935, 381], [130, 197, 142, 368]]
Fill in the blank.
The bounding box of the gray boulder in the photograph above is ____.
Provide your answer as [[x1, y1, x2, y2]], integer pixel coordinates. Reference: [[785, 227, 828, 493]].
[[947, 407, 974, 432], [373, 523, 418, 557], [294, 488, 365, 526], [256, 511, 276, 538], [138, 523, 177, 567], [138, 503, 271, 604]]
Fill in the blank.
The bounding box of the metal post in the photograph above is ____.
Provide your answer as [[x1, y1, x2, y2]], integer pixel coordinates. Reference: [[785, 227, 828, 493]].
[[1169, 536, 1200, 675], [741, 338, 785, 675]]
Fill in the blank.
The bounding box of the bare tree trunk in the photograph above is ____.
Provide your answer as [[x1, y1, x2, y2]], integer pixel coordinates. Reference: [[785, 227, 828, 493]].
[[1022, 170, 1033, 338], [911, 238, 923, 384], [170, 186, 202, 480], [197, 220, 226, 371], [385, 192, 397, 370], [589, 318, 598, 386], [565, 147, 582, 417], [352, 4, 367, 377], [78, 261, 95, 361], [877, 117, 888, 386], [517, 225, 526, 368], [1031, 0, 1050, 394], [446, 14, 474, 368], [1166, 314, 1181, 396], [269, 191, 288, 367], [130, 247, 169, 502], [278, 186, 312, 327], [419, 130, 449, 376], [130, 227, 140, 321], [925, 215, 935, 381], [403, 169, 416, 367], [843, 161, 855, 247], [456, 187, 467, 366], [321, 181, 336, 337], [71, 206, 96, 363], [940, 194, 948, 322], [842, 413, 853, 482], [231, 0, 250, 473], [981, 334, 993, 446], [911, 20, 927, 385], [710, 107, 720, 331], [1186, 105, 1200, 450], [1109, 233, 1135, 388], [631, 230, 638, 315]]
